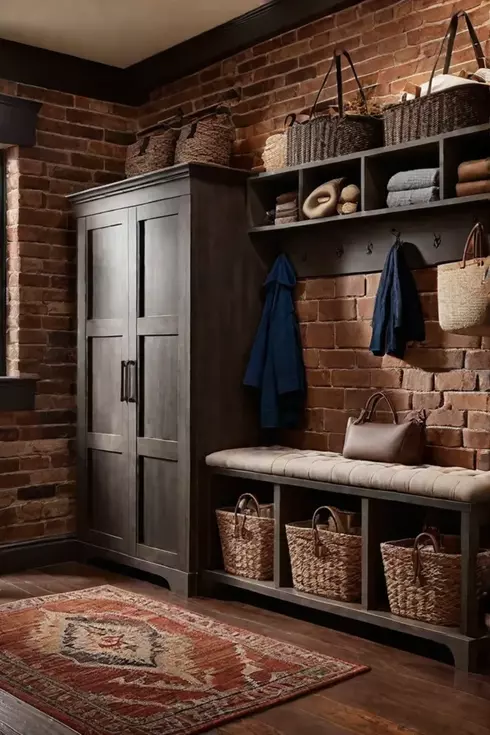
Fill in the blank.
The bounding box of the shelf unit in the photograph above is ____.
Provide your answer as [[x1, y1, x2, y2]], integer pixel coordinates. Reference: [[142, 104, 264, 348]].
[[202, 467, 490, 673], [247, 123, 490, 278]]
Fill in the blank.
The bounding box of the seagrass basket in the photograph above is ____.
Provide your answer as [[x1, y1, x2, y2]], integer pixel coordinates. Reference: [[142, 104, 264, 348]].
[[175, 109, 235, 167], [383, 11, 490, 146], [216, 493, 274, 580], [381, 532, 490, 627], [126, 123, 179, 177], [286, 505, 362, 602]]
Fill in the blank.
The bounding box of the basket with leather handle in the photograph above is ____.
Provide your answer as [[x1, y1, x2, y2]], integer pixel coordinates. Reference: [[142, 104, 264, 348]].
[[216, 493, 274, 580], [438, 221, 490, 336], [125, 111, 182, 177], [383, 11, 490, 145], [286, 505, 362, 602], [342, 391, 426, 465], [381, 532, 490, 626], [286, 48, 383, 166], [175, 104, 235, 167]]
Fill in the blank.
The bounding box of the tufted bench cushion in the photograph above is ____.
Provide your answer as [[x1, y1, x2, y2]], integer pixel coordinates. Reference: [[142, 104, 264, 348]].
[[206, 446, 490, 503]]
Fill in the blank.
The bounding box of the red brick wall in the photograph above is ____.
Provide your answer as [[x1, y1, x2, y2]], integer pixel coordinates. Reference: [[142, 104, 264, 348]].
[[138, 0, 490, 470], [1, 80, 135, 543]]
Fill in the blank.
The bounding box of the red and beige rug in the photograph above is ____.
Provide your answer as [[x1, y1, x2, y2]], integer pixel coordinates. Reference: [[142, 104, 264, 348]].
[[0, 585, 368, 734]]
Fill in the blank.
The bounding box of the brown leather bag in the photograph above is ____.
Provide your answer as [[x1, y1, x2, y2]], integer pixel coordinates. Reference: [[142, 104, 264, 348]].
[[342, 392, 425, 465]]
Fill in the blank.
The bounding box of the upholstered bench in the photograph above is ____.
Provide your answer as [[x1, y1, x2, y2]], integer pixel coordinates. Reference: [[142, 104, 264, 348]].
[[204, 445, 490, 672], [206, 446, 490, 503]]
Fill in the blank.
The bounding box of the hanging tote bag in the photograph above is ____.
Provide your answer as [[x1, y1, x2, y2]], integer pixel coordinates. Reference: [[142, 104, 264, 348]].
[[438, 222, 490, 335], [125, 112, 182, 177], [286, 49, 383, 166], [175, 105, 235, 167], [383, 11, 490, 146]]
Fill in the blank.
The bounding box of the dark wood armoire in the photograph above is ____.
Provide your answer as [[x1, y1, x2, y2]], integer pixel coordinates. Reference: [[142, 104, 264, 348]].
[[69, 164, 265, 595]]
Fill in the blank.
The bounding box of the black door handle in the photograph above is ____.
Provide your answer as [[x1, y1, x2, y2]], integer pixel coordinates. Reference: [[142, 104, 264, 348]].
[[128, 360, 137, 403], [120, 361, 128, 402]]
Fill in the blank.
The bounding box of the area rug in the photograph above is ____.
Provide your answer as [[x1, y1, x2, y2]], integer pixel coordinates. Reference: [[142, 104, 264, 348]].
[[0, 585, 368, 734]]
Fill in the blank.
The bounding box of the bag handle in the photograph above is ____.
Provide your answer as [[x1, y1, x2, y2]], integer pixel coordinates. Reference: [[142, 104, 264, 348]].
[[354, 391, 397, 425], [234, 493, 261, 540], [412, 531, 440, 587], [461, 222, 487, 268], [310, 48, 368, 119], [137, 108, 184, 139], [312, 505, 343, 558], [428, 11, 486, 94]]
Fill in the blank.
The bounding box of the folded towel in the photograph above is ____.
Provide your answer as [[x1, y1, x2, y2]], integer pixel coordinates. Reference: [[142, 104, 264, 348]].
[[276, 201, 297, 214], [387, 187, 439, 208], [456, 180, 490, 197], [387, 169, 439, 192], [275, 215, 298, 225], [276, 191, 297, 205], [458, 159, 490, 183]]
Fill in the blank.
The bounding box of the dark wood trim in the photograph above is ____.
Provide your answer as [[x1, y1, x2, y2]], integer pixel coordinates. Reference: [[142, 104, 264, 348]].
[[0, 535, 78, 573], [0, 0, 361, 105], [129, 0, 359, 102], [0, 376, 37, 410]]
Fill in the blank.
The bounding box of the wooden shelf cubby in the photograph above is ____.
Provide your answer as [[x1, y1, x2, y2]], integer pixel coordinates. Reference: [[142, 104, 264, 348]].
[[247, 123, 490, 278]]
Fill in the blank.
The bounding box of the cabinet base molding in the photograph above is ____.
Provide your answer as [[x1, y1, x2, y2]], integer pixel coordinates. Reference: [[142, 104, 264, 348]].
[[0, 535, 78, 574], [79, 542, 198, 597]]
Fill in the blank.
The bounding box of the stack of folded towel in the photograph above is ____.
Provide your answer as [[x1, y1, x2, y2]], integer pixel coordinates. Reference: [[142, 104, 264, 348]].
[[275, 192, 298, 225], [456, 159, 490, 197], [386, 168, 440, 208]]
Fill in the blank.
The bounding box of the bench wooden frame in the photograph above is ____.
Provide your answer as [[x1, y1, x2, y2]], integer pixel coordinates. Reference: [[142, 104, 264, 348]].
[[202, 466, 490, 673]]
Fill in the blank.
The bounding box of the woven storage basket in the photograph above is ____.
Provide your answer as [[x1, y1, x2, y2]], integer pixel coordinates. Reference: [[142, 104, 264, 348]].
[[262, 132, 286, 172], [381, 532, 490, 627], [438, 222, 490, 336], [286, 505, 362, 602], [175, 108, 235, 167], [383, 11, 490, 146], [216, 493, 274, 580], [286, 49, 382, 166], [125, 115, 181, 177]]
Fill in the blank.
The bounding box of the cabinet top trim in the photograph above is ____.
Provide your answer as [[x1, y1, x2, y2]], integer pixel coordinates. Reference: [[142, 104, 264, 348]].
[[68, 162, 249, 204]]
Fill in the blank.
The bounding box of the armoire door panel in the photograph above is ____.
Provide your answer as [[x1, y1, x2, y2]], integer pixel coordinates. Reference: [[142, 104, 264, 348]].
[[80, 209, 131, 553], [88, 449, 127, 549], [132, 196, 188, 568], [137, 457, 178, 555]]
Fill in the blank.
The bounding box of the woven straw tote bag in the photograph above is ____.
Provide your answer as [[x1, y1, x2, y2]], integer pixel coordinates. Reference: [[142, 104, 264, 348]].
[[125, 112, 182, 177], [438, 221, 490, 335]]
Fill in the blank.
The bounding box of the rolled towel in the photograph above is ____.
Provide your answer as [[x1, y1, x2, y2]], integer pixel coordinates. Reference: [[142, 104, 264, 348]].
[[456, 180, 490, 197], [303, 178, 346, 219], [387, 168, 439, 192], [387, 187, 439, 208], [337, 184, 360, 215], [458, 159, 490, 183]]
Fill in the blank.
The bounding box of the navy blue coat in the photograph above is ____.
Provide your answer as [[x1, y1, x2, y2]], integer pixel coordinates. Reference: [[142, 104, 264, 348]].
[[244, 254, 305, 429], [370, 241, 425, 358]]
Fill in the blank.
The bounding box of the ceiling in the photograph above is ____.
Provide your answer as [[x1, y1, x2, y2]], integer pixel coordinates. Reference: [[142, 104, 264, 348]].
[[0, 0, 264, 68]]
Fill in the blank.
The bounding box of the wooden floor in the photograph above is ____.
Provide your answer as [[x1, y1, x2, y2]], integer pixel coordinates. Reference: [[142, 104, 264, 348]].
[[0, 563, 488, 735]]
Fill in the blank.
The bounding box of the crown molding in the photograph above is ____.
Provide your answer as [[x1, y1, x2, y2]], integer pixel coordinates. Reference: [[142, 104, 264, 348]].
[[0, 0, 359, 107]]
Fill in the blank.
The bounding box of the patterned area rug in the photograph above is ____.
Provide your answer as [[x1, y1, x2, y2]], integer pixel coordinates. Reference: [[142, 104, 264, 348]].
[[0, 585, 368, 734]]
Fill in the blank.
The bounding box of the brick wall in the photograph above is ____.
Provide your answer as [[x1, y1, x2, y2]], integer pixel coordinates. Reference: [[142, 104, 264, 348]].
[[138, 0, 490, 469], [1, 80, 135, 543]]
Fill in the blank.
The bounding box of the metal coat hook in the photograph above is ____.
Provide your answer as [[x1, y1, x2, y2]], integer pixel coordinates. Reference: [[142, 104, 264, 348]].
[[366, 243, 373, 255], [433, 233, 441, 249], [391, 228, 401, 241]]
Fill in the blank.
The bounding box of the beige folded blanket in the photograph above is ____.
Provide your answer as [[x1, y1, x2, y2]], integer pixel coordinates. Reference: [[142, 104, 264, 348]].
[[456, 179, 490, 197], [458, 159, 490, 183]]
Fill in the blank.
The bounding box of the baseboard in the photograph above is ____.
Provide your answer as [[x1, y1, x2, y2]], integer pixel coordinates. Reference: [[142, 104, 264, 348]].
[[0, 534, 79, 573]]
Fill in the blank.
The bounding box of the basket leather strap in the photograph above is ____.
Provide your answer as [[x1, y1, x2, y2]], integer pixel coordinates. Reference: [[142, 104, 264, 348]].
[[312, 505, 342, 558], [412, 532, 440, 587], [310, 48, 367, 119], [234, 493, 261, 539], [428, 11, 486, 94], [461, 222, 486, 267]]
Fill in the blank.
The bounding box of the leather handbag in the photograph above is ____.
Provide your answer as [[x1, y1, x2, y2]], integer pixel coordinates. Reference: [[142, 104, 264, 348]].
[[343, 392, 426, 465]]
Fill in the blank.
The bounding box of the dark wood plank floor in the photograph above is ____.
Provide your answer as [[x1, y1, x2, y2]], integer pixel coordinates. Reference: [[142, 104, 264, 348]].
[[0, 562, 488, 734]]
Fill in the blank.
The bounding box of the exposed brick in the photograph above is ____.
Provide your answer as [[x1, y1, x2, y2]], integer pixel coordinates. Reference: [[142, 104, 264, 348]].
[[305, 278, 335, 300], [402, 369, 433, 392], [296, 300, 318, 322], [466, 351, 490, 370], [445, 392, 490, 411], [335, 275, 365, 297], [306, 369, 331, 387], [370, 369, 402, 388], [305, 323, 335, 348], [404, 349, 464, 370], [434, 371, 477, 392], [324, 409, 349, 432], [463, 430, 490, 450], [478, 371, 490, 391], [424, 322, 481, 349], [427, 447, 475, 470], [319, 299, 356, 321], [412, 392, 442, 410], [344, 389, 411, 411], [335, 321, 372, 348], [331, 369, 371, 388], [426, 409, 465, 428], [426, 426, 462, 447], [468, 412, 490, 431], [366, 273, 381, 297], [476, 450, 490, 471], [303, 349, 319, 368], [318, 350, 356, 368], [356, 297, 375, 320]]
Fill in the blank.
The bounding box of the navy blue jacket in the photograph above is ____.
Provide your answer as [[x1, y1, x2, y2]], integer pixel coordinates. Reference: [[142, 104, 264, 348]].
[[244, 254, 305, 429], [370, 242, 425, 358]]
